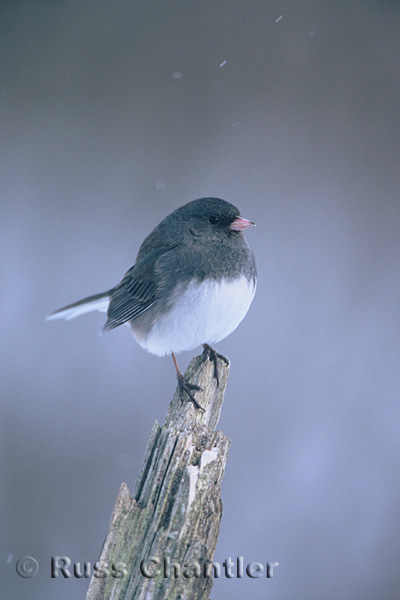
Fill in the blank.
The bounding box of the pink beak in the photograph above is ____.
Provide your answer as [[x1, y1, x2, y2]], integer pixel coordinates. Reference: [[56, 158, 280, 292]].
[[230, 216, 255, 231]]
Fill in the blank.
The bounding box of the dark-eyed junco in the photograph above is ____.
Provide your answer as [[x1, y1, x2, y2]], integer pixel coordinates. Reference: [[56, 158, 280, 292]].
[[47, 197, 256, 409]]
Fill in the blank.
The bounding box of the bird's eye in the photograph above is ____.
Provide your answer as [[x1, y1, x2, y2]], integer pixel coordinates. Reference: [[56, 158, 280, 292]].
[[209, 215, 220, 225]]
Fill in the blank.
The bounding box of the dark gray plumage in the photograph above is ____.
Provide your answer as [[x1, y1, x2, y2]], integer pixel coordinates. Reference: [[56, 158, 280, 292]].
[[104, 198, 256, 332]]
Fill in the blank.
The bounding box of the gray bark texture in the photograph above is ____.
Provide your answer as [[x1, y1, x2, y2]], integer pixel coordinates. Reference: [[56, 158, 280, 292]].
[[85, 351, 231, 600]]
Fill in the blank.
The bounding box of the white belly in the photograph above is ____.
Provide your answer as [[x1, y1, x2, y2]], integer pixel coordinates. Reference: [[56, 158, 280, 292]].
[[131, 276, 256, 356]]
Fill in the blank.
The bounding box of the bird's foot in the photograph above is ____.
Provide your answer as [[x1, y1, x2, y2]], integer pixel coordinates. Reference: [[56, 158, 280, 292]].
[[177, 374, 205, 411], [202, 344, 229, 387]]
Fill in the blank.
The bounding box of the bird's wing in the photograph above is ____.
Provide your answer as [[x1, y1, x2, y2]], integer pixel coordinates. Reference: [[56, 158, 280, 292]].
[[103, 245, 179, 331]]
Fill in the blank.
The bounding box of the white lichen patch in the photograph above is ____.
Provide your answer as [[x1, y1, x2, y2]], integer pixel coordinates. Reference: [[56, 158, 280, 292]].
[[200, 447, 220, 470], [186, 464, 200, 511]]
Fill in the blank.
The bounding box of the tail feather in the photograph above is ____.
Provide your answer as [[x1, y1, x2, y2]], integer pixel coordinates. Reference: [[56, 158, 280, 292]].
[[46, 289, 114, 322]]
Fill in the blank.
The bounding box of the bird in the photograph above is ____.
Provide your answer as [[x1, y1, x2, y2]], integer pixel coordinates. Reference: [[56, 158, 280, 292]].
[[47, 197, 256, 409]]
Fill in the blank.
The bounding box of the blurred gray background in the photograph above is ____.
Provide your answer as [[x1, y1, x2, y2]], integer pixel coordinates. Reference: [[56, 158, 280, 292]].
[[1, 1, 399, 599]]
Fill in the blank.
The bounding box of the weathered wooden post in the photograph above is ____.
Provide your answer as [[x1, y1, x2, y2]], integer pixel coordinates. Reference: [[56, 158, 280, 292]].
[[85, 351, 231, 600]]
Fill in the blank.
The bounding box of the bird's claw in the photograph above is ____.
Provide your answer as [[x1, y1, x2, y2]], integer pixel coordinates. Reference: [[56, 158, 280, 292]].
[[177, 374, 205, 411], [202, 344, 228, 387]]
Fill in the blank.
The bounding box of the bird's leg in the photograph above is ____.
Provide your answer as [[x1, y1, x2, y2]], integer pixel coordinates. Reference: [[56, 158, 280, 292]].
[[202, 344, 229, 387], [171, 353, 205, 411]]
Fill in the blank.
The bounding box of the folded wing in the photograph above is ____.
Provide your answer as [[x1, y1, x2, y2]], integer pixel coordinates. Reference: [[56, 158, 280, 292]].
[[103, 245, 179, 331]]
